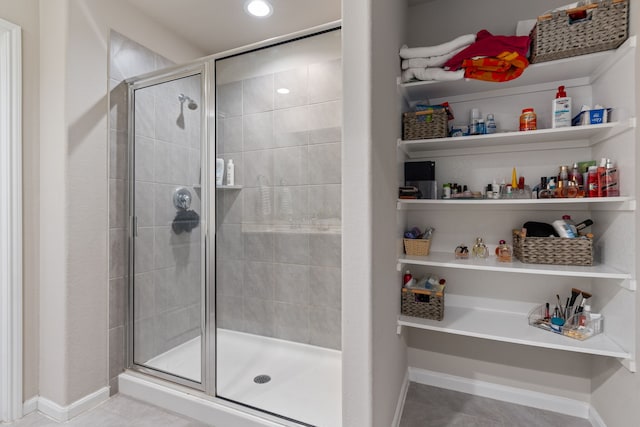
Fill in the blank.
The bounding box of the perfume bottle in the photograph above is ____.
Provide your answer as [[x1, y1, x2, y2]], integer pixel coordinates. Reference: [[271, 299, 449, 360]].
[[455, 243, 469, 259], [496, 239, 512, 262], [472, 237, 489, 258]]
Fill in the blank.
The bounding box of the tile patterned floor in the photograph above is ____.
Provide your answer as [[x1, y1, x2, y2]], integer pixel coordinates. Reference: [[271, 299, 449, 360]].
[[4, 395, 212, 427], [400, 383, 593, 427]]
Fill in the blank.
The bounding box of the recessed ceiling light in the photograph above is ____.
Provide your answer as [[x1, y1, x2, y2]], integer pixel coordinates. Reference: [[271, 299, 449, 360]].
[[245, 0, 273, 17], [276, 87, 290, 95]]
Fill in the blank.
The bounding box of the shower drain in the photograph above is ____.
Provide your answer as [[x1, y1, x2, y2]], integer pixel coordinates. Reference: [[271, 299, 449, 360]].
[[253, 374, 271, 384]]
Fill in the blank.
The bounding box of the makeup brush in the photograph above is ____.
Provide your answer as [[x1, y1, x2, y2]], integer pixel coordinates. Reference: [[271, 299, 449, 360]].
[[568, 287, 581, 316], [575, 291, 592, 314], [556, 294, 564, 318]]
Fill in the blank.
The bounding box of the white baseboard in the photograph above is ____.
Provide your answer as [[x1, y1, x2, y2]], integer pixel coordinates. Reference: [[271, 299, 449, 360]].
[[35, 387, 110, 422], [392, 370, 410, 427], [22, 396, 37, 415], [408, 367, 591, 420], [589, 405, 607, 427]]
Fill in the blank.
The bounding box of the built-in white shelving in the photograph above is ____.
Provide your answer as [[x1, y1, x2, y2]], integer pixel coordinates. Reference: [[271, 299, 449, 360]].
[[397, 251, 631, 280], [395, 37, 637, 370], [397, 196, 636, 212], [397, 299, 630, 359], [398, 37, 636, 102], [398, 119, 636, 158]]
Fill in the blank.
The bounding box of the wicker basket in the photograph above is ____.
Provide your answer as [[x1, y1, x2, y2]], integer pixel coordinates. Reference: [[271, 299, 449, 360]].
[[404, 238, 431, 256], [401, 287, 445, 321], [529, 0, 629, 64], [403, 108, 448, 140], [512, 230, 593, 266]]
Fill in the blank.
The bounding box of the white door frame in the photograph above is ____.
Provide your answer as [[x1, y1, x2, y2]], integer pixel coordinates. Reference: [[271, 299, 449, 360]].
[[0, 17, 23, 423]]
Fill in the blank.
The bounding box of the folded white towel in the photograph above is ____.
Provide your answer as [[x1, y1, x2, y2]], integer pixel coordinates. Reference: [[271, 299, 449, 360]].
[[401, 68, 465, 83], [399, 34, 476, 59], [401, 46, 467, 70]]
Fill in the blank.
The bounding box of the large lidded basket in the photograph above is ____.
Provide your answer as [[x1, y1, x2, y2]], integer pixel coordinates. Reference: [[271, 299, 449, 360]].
[[402, 108, 448, 140], [529, 0, 629, 64], [512, 230, 593, 266], [401, 286, 445, 321]]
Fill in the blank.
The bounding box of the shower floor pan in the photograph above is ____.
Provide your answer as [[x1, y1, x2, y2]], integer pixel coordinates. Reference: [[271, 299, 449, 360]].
[[140, 328, 342, 427]]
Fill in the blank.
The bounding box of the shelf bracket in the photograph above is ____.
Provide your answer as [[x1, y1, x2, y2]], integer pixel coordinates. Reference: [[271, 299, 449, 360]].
[[397, 323, 403, 335], [624, 279, 637, 291], [618, 358, 636, 373], [396, 262, 403, 272]]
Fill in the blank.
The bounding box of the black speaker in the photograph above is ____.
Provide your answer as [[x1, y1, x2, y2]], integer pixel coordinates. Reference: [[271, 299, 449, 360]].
[[404, 161, 436, 199]]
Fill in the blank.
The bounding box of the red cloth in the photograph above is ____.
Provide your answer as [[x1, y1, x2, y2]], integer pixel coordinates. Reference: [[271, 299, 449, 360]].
[[444, 30, 530, 71], [462, 51, 529, 82]]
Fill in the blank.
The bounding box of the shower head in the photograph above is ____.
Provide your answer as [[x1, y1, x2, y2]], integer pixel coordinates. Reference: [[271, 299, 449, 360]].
[[178, 93, 198, 110]]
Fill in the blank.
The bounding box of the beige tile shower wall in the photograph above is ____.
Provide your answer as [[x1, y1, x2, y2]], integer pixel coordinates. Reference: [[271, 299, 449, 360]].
[[109, 31, 201, 392], [216, 58, 343, 350]]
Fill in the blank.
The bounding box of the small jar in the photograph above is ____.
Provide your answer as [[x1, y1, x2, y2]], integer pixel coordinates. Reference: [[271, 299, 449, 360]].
[[519, 108, 537, 131], [443, 183, 451, 199]]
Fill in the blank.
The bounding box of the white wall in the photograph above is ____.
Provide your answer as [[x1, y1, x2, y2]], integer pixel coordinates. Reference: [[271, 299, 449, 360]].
[[0, 0, 40, 403], [37, 0, 205, 407], [342, 0, 374, 423], [370, 0, 408, 426], [342, 0, 409, 425]]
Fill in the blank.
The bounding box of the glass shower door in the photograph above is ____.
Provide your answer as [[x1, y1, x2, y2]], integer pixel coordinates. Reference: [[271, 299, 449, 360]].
[[214, 29, 343, 426], [129, 71, 205, 386]]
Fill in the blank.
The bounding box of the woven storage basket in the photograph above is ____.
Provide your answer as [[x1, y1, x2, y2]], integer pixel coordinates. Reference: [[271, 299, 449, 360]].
[[403, 108, 448, 140], [401, 287, 445, 321], [529, 0, 629, 64], [404, 238, 431, 256], [512, 230, 593, 266]]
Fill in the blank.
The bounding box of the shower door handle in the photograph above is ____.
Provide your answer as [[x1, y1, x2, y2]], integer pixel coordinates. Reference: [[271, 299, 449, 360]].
[[130, 215, 138, 237]]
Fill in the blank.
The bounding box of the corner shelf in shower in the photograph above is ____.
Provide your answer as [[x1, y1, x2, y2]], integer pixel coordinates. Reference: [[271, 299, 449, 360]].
[[216, 185, 243, 190]]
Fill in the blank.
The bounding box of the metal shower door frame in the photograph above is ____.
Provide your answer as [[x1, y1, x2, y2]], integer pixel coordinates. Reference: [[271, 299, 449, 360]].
[[126, 61, 211, 392]]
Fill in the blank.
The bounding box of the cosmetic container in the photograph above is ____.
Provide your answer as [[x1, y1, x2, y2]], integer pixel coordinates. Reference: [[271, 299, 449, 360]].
[[603, 158, 619, 197], [226, 159, 235, 186], [472, 237, 489, 258]]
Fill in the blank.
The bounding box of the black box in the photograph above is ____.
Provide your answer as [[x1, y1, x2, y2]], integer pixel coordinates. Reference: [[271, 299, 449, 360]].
[[404, 161, 436, 199]]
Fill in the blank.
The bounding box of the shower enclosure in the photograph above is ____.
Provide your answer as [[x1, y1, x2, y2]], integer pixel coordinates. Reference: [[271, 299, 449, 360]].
[[126, 28, 342, 426]]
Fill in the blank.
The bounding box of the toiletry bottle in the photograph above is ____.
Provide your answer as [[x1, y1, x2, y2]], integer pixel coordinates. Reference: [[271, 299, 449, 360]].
[[476, 119, 486, 135], [596, 158, 606, 197], [587, 166, 598, 197], [552, 219, 576, 238], [552, 85, 572, 128], [403, 270, 412, 286], [562, 215, 577, 236], [216, 158, 225, 186], [578, 304, 592, 331], [569, 162, 583, 187], [486, 114, 497, 134], [470, 108, 481, 135], [603, 158, 620, 197], [519, 108, 537, 131], [226, 159, 235, 186], [442, 183, 451, 199], [575, 219, 594, 235], [558, 165, 569, 188]]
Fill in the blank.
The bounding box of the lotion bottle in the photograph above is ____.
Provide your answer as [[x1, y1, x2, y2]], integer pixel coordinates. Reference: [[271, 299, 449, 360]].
[[216, 158, 224, 185], [552, 85, 572, 128], [226, 159, 235, 186]]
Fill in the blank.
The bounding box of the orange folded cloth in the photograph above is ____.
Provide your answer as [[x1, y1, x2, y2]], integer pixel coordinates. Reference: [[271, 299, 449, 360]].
[[462, 51, 529, 82]]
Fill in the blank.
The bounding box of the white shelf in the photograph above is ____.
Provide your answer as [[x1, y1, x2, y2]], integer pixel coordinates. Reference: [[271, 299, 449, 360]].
[[398, 251, 631, 280], [398, 38, 636, 102], [397, 302, 630, 359], [398, 120, 636, 158], [397, 196, 636, 212], [216, 185, 243, 190]]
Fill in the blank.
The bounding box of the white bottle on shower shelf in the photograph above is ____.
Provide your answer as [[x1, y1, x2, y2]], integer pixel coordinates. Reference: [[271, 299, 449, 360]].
[[216, 158, 224, 186], [226, 159, 235, 186]]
